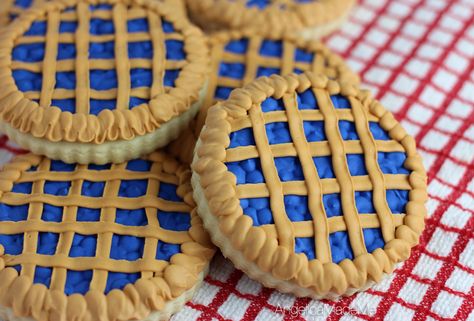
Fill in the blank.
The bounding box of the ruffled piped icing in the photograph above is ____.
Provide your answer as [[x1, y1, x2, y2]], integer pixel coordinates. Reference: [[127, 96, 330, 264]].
[[0, 0, 208, 144], [0, 152, 215, 321], [193, 72, 427, 296], [186, 0, 355, 36]]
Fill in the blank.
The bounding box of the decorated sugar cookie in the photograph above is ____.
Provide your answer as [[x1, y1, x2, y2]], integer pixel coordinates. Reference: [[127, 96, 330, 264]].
[[167, 29, 358, 164], [192, 72, 427, 299], [186, 0, 355, 39], [0, 0, 208, 164], [0, 152, 214, 321]]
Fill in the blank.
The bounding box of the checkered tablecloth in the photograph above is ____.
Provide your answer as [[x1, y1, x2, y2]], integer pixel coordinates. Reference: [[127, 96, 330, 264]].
[[0, 0, 472, 320]]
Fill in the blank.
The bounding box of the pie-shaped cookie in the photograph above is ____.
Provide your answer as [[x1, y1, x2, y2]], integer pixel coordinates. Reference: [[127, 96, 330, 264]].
[[192, 72, 427, 299], [0, 0, 208, 164], [0, 152, 214, 321], [186, 0, 355, 38]]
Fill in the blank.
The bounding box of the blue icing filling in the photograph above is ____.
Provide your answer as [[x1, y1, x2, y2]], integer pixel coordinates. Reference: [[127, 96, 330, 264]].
[[127, 18, 149, 33], [126, 159, 152, 172], [347, 154, 367, 176], [246, 0, 272, 9], [14, 0, 33, 8], [387, 190, 409, 214], [65, 270, 92, 295], [294, 48, 314, 63], [118, 180, 148, 198], [34, 267, 52, 287], [266, 122, 291, 144], [88, 164, 112, 171], [219, 63, 245, 79], [229, 128, 256, 148], [355, 191, 375, 213], [261, 97, 285, 112], [227, 158, 265, 184], [156, 241, 180, 261], [364, 228, 385, 253], [158, 183, 182, 202], [297, 90, 318, 110], [0, 234, 24, 255], [50, 160, 75, 172], [116, 209, 147, 226], [259, 40, 282, 57], [158, 211, 191, 231], [41, 204, 63, 222], [37, 232, 59, 255], [77, 207, 101, 221], [256, 67, 281, 77], [81, 181, 105, 197], [215, 87, 233, 100], [304, 121, 326, 142], [224, 39, 249, 54], [378, 152, 410, 174], [339, 121, 359, 140], [240, 198, 273, 226], [370, 122, 390, 140], [323, 194, 342, 217], [284, 195, 312, 221], [329, 232, 353, 263], [313, 156, 335, 179], [110, 235, 144, 260], [274, 157, 304, 181], [69, 234, 97, 257], [0, 204, 29, 221], [105, 272, 140, 294], [331, 95, 351, 109], [12, 13, 184, 115], [295, 238, 316, 260], [44, 181, 71, 196], [12, 182, 32, 194]]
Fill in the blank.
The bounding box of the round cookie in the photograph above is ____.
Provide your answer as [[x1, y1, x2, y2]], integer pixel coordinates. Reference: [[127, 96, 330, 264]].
[[192, 72, 427, 299], [167, 29, 358, 164], [0, 0, 208, 164], [186, 0, 355, 39], [0, 151, 215, 321]]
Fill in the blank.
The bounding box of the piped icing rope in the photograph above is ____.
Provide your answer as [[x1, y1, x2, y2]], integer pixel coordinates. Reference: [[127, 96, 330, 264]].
[[186, 0, 355, 36], [314, 87, 366, 257], [0, 152, 215, 321], [113, 3, 131, 110], [283, 93, 331, 263], [75, 1, 91, 114], [350, 97, 395, 242], [193, 72, 427, 294], [0, 0, 208, 144], [194, 29, 359, 137], [249, 106, 295, 250], [148, 10, 166, 99]]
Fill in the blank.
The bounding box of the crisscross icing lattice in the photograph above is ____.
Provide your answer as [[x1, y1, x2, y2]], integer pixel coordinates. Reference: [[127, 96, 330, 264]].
[[11, 0, 185, 113], [196, 31, 355, 135], [0, 154, 192, 294], [225, 85, 411, 263]]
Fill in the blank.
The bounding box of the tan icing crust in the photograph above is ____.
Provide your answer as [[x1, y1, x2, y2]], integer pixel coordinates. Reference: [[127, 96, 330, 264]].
[[186, 0, 355, 36], [0, 152, 215, 321], [193, 72, 427, 296], [0, 0, 209, 144]]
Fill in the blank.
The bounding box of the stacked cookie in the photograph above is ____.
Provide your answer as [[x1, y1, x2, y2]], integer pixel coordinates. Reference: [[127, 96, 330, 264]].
[[0, 0, 428, 321]]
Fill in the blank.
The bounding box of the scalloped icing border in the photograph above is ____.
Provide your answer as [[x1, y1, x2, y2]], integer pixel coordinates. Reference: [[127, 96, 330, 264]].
[[186, 0, 355, 37], [0, 152, 215, 321], [0, 0, 209, 144], [192, 72, 428, 297]]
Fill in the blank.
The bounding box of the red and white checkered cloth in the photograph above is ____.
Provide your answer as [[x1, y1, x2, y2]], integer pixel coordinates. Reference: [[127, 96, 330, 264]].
[[0, 0, 473, 320]]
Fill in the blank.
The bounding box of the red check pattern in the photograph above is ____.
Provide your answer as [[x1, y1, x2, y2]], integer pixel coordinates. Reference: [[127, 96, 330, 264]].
[[0, 0, 472, 320]]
